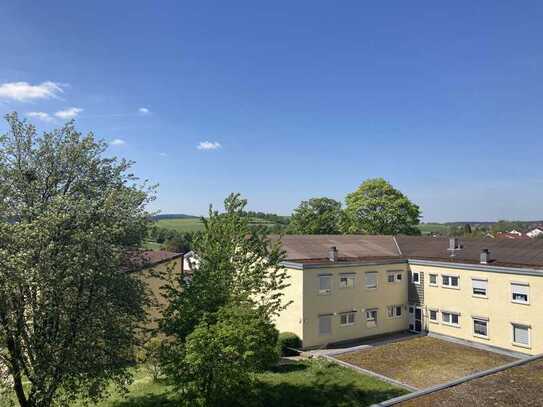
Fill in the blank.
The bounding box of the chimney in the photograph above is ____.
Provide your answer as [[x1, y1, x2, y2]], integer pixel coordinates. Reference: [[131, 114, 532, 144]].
[[328, 246, 338, 262], [448, 238, 462, 257], [480, 249, 490, 264]]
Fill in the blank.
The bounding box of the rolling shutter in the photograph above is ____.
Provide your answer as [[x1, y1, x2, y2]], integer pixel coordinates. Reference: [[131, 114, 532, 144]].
[[472, 279, 487, 290], [319, 315, 332, 335], [365, 272, 377, 288], [513, 324, 529, 345]]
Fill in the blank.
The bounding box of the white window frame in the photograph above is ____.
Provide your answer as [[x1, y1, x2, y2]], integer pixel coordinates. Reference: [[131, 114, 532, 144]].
[[429, 309, 439, 323], [442, 311, 460, 327], [365, 308, 378, 328], [472, 317, 489, 339], [339, 273, 355, 289], [511, 282, 529, 305], [429, 273, 438, 287], [411, 271, 420, 285], [340, 311, 356, 326], [472, 278, 488, 298], [387, 270, 403, 283], [318, 314, 332, 336], [387, 305, 403, 319], [318, 274, 332, 295], [365, 272, 378, 289], [512, 323, 531, 348], [442, 274, 459, 289]]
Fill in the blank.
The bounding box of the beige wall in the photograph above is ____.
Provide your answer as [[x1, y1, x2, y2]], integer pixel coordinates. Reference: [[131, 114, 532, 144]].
[[273, 267, 304, 339], [300, 263, 409, 348], [412, 263, 543, 355], [135, 258, 182, 329]]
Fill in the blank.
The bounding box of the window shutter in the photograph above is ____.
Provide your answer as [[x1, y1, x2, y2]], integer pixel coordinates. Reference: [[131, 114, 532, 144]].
[[473, 279, 487, 290], [513, 325, 529, 345], [319, 275, 331, 291], [319, 315, 332, 335], [512, 283, 529, 295], [365, 272, 377, 288]]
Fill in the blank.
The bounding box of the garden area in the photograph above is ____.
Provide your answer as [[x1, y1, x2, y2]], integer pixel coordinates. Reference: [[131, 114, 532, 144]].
[[66, 359, 406, 407]]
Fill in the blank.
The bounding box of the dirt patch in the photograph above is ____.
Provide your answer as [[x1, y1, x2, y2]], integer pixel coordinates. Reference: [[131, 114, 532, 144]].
[[398, 358, 543, 406], [335, 336, 515, 388]]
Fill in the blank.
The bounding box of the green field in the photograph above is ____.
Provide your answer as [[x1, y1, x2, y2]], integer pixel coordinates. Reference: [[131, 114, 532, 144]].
[[155, 218, 205, 233], [417, 223, 449, 235], [65, 359, 405, 406]]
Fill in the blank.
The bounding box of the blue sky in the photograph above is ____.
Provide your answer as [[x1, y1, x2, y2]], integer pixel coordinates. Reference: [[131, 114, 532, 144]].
[[1, 1, 542, 222]]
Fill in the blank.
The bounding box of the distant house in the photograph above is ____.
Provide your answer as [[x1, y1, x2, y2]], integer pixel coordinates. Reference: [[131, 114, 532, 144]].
[[527, 226, 543, 239], [495, 231, 529, 240]]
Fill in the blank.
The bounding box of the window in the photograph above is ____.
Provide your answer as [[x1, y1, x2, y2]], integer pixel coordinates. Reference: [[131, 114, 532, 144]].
[[411, 271, 420, 285], [511, 283, 529, 304], [318, 315, 332, 336], [429, 274, 438, 286], [365, 272, 378, 289], [442, 311, 460, 326], [512, 324, 530, 347], [387, 305, 403, 318], [442, 275, 459, 288], [365, 309, 378, 327], [429, 309, 438, 322], [387, 270, 403, 283], [472, 279, 488, 297], [473, 318, 488, 337], [340, 312, 355, 326], [318, 275, 332, 295], [339, 274, 355, 289]]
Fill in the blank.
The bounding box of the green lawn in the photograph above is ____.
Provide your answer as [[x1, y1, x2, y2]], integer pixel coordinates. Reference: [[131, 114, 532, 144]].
[[155, 218, 205, 233], [417, 223, 449, 235], [67, 359, 406, 407]]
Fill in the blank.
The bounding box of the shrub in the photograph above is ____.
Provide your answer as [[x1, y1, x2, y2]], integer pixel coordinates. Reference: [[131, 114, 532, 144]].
[[278, 332, 301, 356]]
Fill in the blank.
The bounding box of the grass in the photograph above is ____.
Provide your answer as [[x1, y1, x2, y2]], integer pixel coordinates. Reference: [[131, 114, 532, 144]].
[[335, 336, 515, 389], [398, 358, 543, 406], [417, 223, 449, 235], [155, 218, 205, 233], [62, 359, 406, 406]]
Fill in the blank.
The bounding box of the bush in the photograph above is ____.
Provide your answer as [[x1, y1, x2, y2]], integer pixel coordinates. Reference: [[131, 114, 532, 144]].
[[278, 332, 301, 356]]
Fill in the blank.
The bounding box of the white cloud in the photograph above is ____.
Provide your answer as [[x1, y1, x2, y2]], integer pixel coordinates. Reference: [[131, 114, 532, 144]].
[[159, 152, 168, 157], [26, 112, 53, 122], [197, 141, 221, 151], [0, 81, 63, 102], [54, 107, 83, 120], [138, 107, 150, 114], [110, 138, 126, 146]]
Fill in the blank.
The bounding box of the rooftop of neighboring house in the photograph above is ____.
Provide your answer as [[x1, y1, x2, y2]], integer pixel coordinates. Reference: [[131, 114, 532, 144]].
[[124, 250, 183, 272], [272, 235, 543, 270]]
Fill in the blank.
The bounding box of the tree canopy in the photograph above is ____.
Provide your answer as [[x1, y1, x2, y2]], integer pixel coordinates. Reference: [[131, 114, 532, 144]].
[[343, 178, 421, 235], [0, 113, 154, 407], [287, 197, 343, 234]]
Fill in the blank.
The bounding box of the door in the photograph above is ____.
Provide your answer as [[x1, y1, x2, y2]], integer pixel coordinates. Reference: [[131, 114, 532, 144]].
[[408, 305, 422, 333]]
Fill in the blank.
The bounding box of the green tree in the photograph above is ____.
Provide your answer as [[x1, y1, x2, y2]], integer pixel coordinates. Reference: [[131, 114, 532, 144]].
[[160, 194, 290, 404], [343, 178, 421, 235], [176, 304, 279, 406], [287, 197, 343, 234], [0, 113, 154, 407]]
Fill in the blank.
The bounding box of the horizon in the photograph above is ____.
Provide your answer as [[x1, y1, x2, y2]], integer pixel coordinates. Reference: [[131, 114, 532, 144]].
[[1, 1, 543, 223]]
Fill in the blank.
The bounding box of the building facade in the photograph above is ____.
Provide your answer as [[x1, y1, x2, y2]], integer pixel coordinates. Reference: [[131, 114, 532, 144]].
[[273, 235, 543, 355]]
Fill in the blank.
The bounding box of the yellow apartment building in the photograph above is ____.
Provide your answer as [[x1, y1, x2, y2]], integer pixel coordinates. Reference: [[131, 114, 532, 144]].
[[273, 235, 543, 355]]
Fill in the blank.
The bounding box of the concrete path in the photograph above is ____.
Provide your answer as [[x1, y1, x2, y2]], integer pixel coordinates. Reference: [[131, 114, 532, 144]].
[[308, 331, 421, 357]]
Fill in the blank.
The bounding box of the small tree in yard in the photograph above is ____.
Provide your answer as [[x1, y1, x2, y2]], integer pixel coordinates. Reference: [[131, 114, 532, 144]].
[[160, 193, 290, 405], [0, 113, 154, 407], [180, 304, 279, 406]]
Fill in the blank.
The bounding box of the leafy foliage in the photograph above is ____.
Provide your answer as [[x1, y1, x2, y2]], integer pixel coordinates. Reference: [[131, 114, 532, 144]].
[[343, 178, 421, 235], [177, 304, 279, 406], [287, 197, 343, 234], [160, 194, 290, 405], [0, 113, 154, 407], [277, 332, 301, 356]]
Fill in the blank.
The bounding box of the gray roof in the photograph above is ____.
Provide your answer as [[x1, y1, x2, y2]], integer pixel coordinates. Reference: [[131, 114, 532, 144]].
[[273, 235, 543, 269]]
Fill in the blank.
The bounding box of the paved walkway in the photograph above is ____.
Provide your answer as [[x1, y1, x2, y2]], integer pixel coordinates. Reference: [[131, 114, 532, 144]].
[[308, 331, 420, 357]]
